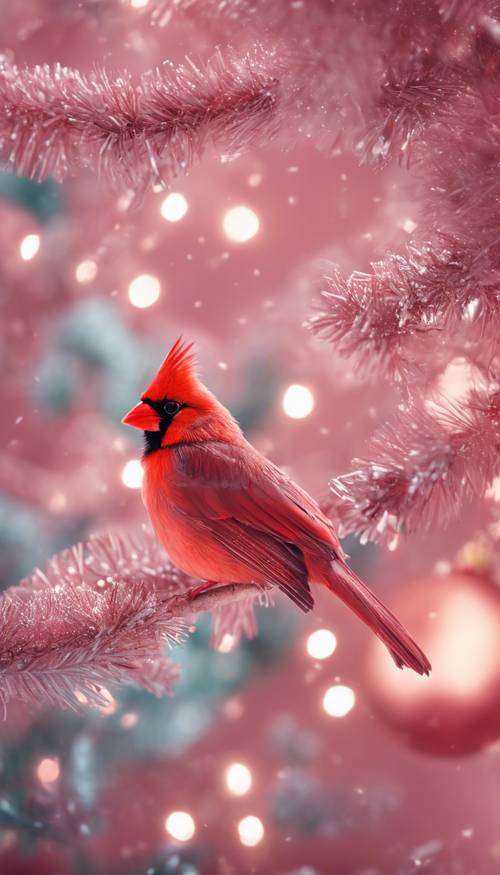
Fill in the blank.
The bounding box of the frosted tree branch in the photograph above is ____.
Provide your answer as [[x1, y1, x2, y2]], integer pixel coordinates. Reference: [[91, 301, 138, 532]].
[[0, 49, 281, 189], [0, 532, 264, 714], [309, 233, 499, 383], [326, 388, 500, 546], [308, 5, 499, 542]]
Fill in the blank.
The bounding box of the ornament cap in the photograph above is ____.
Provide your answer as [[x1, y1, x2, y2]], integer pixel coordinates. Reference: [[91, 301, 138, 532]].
[[455, 541, 493, 576]]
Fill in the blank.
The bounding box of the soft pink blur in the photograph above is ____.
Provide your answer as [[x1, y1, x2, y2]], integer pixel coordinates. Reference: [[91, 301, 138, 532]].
[[1, 4, 499, 875]]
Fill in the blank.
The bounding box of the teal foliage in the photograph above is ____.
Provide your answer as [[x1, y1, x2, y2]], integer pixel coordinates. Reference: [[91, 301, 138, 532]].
[[58, 299, 139, 371], [230, 354, 281, 435], [0, 495, 89, 591], [0, 171, 62, 223], [99, 605, 297, 762], [36, 352, 79, 413], [37, 299, 159, 423], [0, 495, 51, 586]]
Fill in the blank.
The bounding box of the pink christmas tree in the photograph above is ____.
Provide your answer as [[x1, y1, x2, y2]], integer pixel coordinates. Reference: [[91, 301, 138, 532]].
[[0, 1, 498, 873]]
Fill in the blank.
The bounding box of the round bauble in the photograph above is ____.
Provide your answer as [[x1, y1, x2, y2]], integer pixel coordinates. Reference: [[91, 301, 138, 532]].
[[366, 568, 500, 756]]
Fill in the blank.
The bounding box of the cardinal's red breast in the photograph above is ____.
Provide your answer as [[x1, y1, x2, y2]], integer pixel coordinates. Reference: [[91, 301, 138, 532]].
[[142, 443, 265, 584]]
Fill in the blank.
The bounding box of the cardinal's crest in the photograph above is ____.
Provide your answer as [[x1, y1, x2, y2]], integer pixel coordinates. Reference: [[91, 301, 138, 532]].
[[142, 337, 202, 402]]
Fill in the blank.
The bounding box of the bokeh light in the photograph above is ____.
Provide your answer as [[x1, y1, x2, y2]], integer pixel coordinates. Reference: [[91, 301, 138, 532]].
[[306, 629, 337, 660], [121, 459, 143, 489], [99, 688, 118, 715], [161, 192, 188, 222], [120, 712, 139, 729], [486, 477, 500, 502], [282, 384, 315, 419], [128, 274, 161, 308], [217, 633, 236, 653], [36, 757, 60, 783], [223, 206, 259, 242], [48, 492, 67, 513], [322, 684, 356, 718], [437, 357, 477, 406], [225, 762, 252, 796], [75, 259, 97, 284], [20, 234, 40, 261], [238, 815, 264, 846], [165, 811, 196, 842]]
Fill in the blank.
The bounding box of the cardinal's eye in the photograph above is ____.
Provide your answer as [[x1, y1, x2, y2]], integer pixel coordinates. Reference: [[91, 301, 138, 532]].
[[163, 400, 181, 416]]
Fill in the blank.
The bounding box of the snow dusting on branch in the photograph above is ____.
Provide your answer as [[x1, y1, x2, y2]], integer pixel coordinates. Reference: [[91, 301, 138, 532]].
[[326, 388, 500, 547], [309, 233, 499, 382], [0, 532, 263, 714], [309, 2, 499, 542], [0, 49, 281, 189]]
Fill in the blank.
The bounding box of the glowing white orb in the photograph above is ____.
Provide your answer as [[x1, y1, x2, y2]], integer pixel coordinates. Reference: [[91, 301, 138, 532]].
[[403, 218, 417, 234], [486, 477, 500, 502], [282, 384, 314, 419], [225, 763, 252, 796], [121, 459, 143, 489], [48, 492, 67, 512], [99, 688, 118, 715], [323, 684, 356, 718], [248, 173, 262, 187], [238, 815, 264, 847], [165, 811, 196, 842], [37, 758, 60, 783], [128, 274, 161, 308], [223, 206, 259, 243], [306, 629, 337, 660], [438, 357, 476, 406], [117, 191, 134, 211], [75, 259, 97, 284], [161, 192, 188, 222], [120, 711, 139, 729], [20, 234, 40, 261], [120, 712, 139, 728], [217, 633, 236, 653], [130, 0, 149, 7]]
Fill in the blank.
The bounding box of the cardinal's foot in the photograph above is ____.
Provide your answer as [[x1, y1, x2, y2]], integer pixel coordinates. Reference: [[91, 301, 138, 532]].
[[187, 581, 219, 600]]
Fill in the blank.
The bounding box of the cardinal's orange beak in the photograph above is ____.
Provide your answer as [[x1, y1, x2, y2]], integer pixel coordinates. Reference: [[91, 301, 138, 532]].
[[122, 401, 160, 431]]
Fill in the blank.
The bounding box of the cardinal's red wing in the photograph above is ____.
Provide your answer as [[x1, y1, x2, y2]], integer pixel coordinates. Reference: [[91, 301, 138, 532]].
[[173, 441, 341, 551], [168, 441, 341, 611], [194, 516, 313, 611]]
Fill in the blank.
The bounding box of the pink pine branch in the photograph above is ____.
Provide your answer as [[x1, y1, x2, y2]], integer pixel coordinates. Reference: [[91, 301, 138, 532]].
[[416, 85, 500, 232], [309, 233, 499, 382], [326, 387, 500, 545], [0, 579, 188, 714], [359, 5, 497, 166], [361, 60, 468, 166], [1, 532, 263, 713], [0, 49, 280, 188], [2, 1, 493, 192], [210, 590, 271, 650], [23, 528, 261, 649], [311, 15, 499, 542], [309, 14, 499, 383], [27, 529, 196, 596]]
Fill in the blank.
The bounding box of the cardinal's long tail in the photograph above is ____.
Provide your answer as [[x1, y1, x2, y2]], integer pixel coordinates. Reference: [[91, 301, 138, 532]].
[[326, 558, 431, 676]]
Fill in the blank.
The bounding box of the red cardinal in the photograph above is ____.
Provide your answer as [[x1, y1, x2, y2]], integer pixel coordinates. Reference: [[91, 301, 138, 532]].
[[123, 338, 430, 675]]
